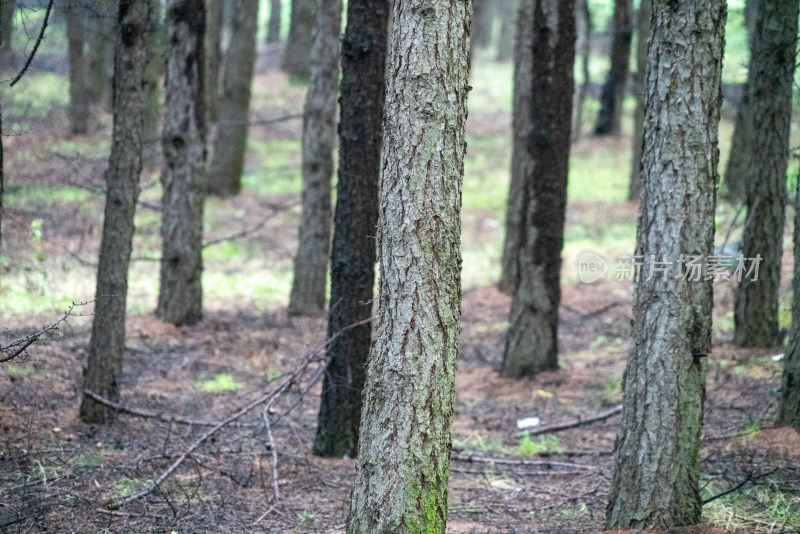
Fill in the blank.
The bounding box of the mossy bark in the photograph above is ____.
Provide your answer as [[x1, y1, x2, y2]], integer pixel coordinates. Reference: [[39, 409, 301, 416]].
[[80, 0, 149, 424], [733, 0, 797, 348], [156, 0, 206, 327], [207, 0, 259, 197], [605, 1, 726, 529], [313, 0, 390, 458], [502, 0, 575, 378], [499, 0, 534, 295], [345, 0, 471, 531], [288, 0, 342, 317]]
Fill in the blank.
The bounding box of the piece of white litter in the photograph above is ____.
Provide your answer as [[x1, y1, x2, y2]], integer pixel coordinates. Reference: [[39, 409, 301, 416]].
[[772, 354, 785, 362], [516, 417, 541, 430]]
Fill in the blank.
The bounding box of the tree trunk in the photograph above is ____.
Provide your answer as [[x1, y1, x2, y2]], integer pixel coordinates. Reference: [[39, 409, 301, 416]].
[[207, 0, 259, 197], [495, 0, 516, 62], [85, 0, 114, 108], [593, 0, 632, 136], [143, 0, 162, 143], [345, 0, 471, 531], [471, 0, 493, 53], [501, 0, 575, 378], [605, 1, 725, 529], [266, 0, 281, 44], [627, 0, 649, 201], [723, 0, 761, 203], [65, 0, 88, 135], [313, 0, 390, 459], [571, 0, 592, 141], [498, 0, 534, 295], [780, 172, 800, 431], [204, 0, 222, 125], [733, 0, 797, 348], [282, 0, 314, 81], [156, 0, 206, 327], [79, 0, 149, 424], [287, 0, 341, 317], [0, 0, 13, 62]]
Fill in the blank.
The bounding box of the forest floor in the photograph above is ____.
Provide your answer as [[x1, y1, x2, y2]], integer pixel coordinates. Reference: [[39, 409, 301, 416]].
[[2, 36, 800, 534]]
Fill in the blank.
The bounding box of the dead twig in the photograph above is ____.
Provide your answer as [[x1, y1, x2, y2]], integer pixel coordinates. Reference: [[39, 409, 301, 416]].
[[0, 301, 88, 364], [262, 406, 280, 502], [513, 405, 622, 437]]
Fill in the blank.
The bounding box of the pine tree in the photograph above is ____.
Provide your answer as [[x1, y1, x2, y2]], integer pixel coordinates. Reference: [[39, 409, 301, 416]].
[[207, 0, 259, 197], [313, 0, 390, 459], [80, 0, 150, 424], [346, 1, 471, 531], [733, 0, 798, 348], [288, 0, 342, 316], [594, 0, 632, 136], [605, 1, 726, 528], [156, 0, 206, 327], [502, 0, 575, 378]]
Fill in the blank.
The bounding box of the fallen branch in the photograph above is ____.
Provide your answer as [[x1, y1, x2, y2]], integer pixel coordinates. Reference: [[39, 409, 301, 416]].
[[106, 372, 296, 510], [450, 466, 588, 477], [451, 452, 597, 471], [514, 405, 622, 437], [82, 390, 261, 427], [262, 406, 280, 502]]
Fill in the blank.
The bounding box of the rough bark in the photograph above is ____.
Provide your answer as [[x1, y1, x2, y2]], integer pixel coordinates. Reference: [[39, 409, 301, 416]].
[[732, 0, 797, 348], [471, 0, 493, 53], [207, 0, 259, 197], [204, 0, 222, 124], [498, 0, 534, 295], [571, 0, 591, 141], [287, 0, 341, 317], [501, 0, 575, 378], [282, 0, 314, 81], [593, 0, 632, 136], [156, 0, 206, 327], [79, 0, 149, 424], [780, 173, 800, 431], [65, 0, 88, 135], [313, 0, 390, 459], [143, 0, 162, 142], [495, 0, 516, 61], [627, 0, 649, 201], [345, 0, 471, 531], [605, 1, 725, 529], [85, 0, 114, 107], [266, 0, 281, 44]]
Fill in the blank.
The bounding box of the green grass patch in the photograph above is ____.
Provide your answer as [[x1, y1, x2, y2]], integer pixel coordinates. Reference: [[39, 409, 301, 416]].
[[518, 432, 563, 457], [195, 373, 240, 392], [4, 186, 93, 208]]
